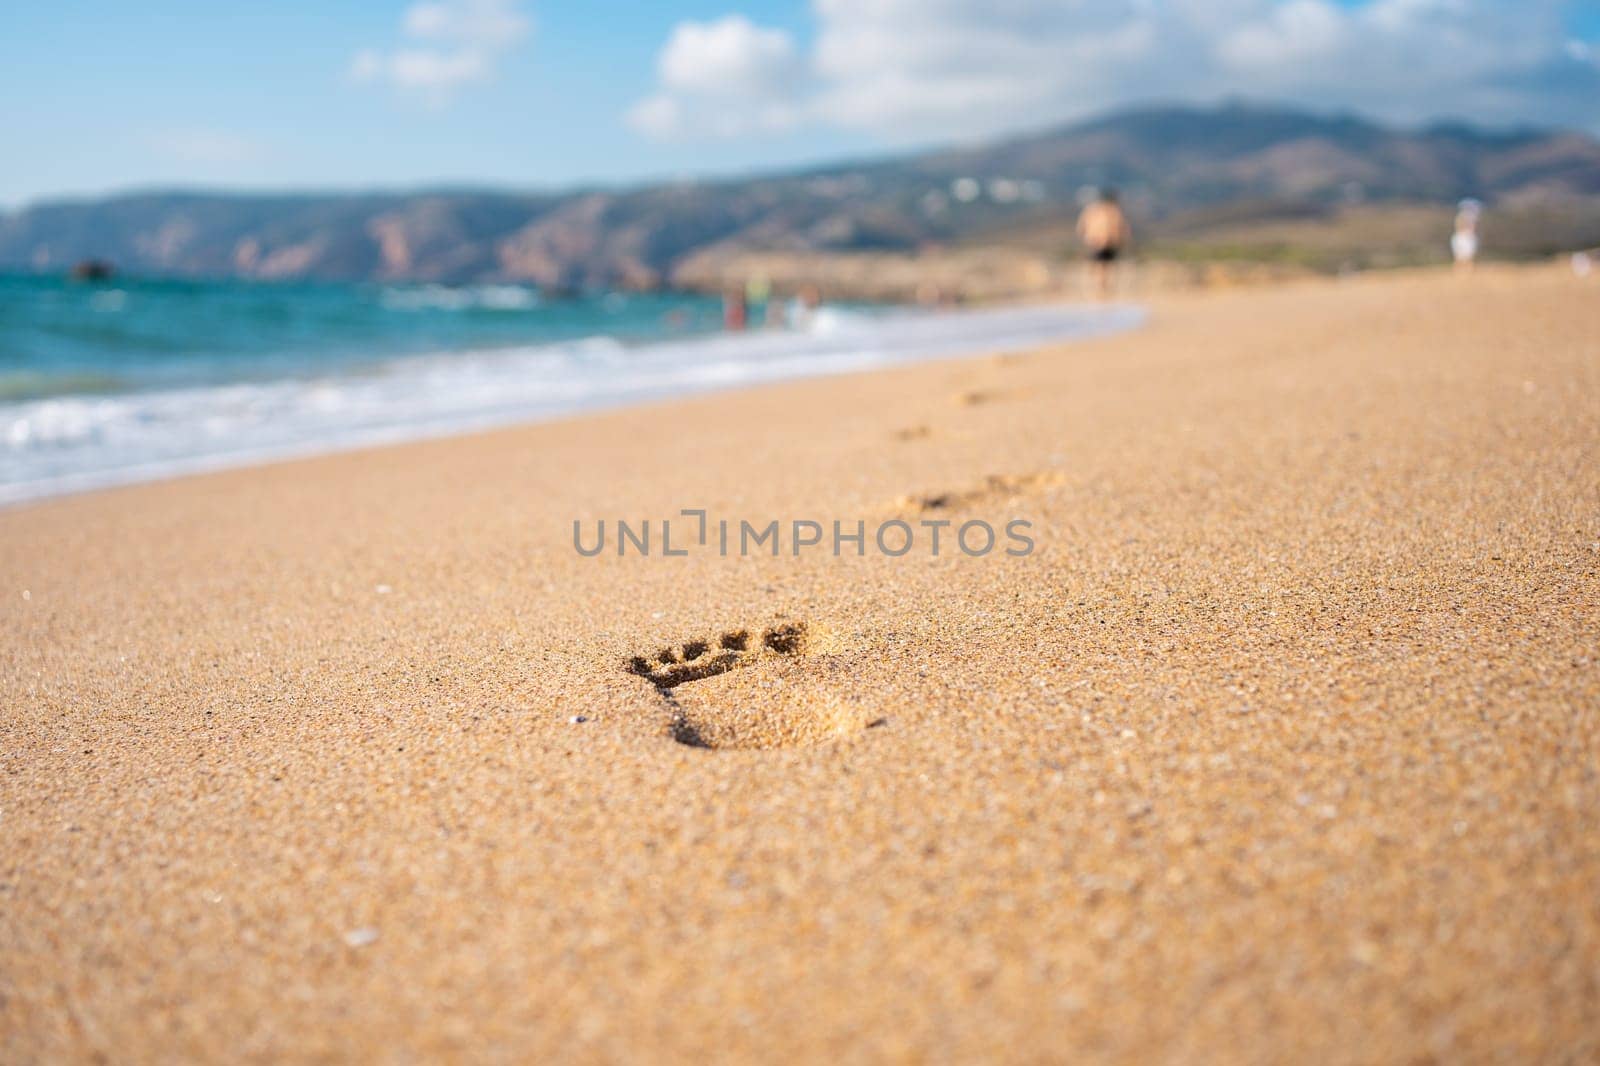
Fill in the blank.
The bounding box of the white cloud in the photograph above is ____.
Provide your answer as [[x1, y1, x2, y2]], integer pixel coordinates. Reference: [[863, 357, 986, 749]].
[[626, 95, 685, 139], [628, 0, 1600, 141], [148, 128, 266, 166], [810, 0, 1159, 134], [627, 15, 806, 139], [352, 0, 530, 104], [1219, 0, 1348, 69], [657, 15, 800, 97]]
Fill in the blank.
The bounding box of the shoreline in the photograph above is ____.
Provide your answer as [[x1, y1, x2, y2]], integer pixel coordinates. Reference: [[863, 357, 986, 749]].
[[0, 299, 1143, 508], [4, 264, 1597, 1061]]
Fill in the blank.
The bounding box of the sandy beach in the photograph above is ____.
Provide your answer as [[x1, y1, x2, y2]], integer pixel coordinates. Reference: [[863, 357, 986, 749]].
[[3, 267, 1597, 1061]]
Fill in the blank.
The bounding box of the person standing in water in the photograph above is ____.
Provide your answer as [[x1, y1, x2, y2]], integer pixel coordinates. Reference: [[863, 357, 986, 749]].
[[722, 286, 748, 331], [1077, 188, 1132, 299], [1452, 199, 1482, 274]]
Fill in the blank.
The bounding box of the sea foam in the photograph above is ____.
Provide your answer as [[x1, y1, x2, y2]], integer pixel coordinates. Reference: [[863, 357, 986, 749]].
[[0, 302, 1143, 505]]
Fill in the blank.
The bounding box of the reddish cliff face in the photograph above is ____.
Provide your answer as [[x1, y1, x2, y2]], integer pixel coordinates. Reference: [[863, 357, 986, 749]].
[[365, 198, 510, 281], [495, 194, 619, 289]]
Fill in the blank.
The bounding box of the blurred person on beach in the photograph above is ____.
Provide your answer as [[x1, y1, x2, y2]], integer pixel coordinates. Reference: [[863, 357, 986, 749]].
[[789, 284, 823, 330], [722, 286, 747, 331], [1077, 189, 1131, 298], [745, 274, 772, 323], [765, 295, 788, 328], [1452, 199, 1482, 273]]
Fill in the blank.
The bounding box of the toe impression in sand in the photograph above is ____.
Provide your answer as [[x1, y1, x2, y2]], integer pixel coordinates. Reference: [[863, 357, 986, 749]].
[[628, 621, 873, 750]]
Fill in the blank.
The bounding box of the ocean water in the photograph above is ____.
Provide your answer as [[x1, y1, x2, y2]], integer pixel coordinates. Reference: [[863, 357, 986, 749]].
[[0, 273, 1143, 504]]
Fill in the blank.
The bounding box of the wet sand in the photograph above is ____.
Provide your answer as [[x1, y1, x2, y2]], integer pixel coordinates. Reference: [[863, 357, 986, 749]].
[[3, 266, 1597, 1062]]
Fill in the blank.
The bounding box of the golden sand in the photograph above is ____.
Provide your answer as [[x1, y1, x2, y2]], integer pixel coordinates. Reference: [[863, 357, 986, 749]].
[[3, 267, 1597, 1062]]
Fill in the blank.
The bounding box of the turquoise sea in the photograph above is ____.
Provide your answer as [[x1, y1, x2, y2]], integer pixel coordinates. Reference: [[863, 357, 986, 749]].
[[0, 273, 1142, 504], [0, 273, 727, 403]]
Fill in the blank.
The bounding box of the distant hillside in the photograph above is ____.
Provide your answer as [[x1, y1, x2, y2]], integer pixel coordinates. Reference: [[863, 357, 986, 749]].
[[3, 102, 1598, 289]]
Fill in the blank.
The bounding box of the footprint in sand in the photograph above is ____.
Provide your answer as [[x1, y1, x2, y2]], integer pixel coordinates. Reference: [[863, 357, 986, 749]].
[[953, 388, 1005, 407], [629, 622, 877, 749], [894, 424, 933, 442], [894, 471, 1063, 515], [629, 625, 794, 690]]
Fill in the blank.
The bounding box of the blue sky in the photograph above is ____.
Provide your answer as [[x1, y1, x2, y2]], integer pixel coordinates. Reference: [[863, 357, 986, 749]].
[[2, 1, 1596, 207]]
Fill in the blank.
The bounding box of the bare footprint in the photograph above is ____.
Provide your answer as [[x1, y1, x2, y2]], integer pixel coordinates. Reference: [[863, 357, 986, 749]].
[[953, 389, 1004, 407], [894, 424, 932, 442], [894, 471, 1063, 515], [629, 624, 799, 691], [628, 621, 876, 749]]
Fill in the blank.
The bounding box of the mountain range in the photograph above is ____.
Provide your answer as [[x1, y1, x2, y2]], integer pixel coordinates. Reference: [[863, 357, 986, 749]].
[[4, 102, 1598, 289]]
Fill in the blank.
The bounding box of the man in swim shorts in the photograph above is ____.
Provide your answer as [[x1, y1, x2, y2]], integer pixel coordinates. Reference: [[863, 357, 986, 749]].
[[1077, 188, 1131, 298]]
